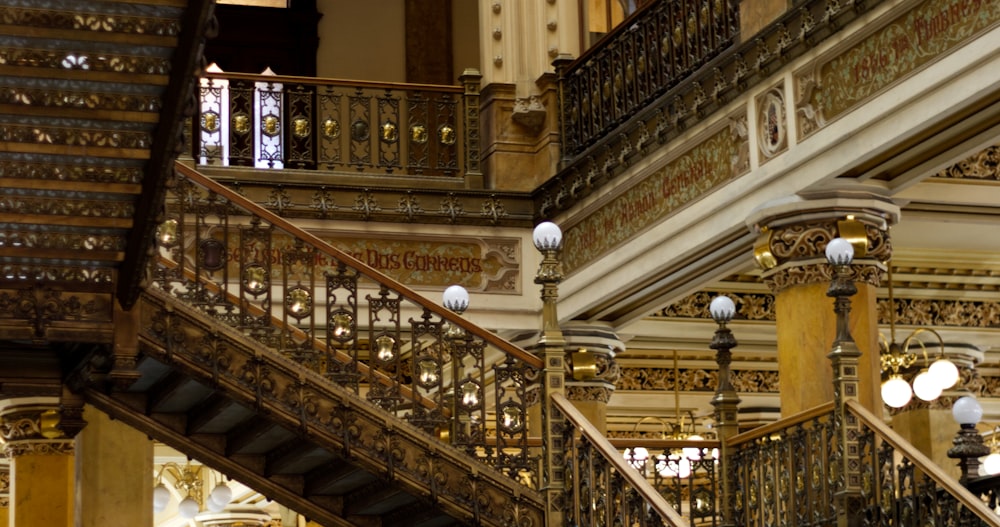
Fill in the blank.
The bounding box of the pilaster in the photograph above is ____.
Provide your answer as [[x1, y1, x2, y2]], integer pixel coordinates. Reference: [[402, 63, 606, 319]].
[[562, 322, 623, 435]]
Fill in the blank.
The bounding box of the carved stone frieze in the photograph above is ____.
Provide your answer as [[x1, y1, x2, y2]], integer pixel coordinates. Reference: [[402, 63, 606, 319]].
[[617, 367, 780, 394], [763, 262, 883, 292], [657, 291, 776, 321], [935, 144, 1000, 180], [565, 385, 613, 403]]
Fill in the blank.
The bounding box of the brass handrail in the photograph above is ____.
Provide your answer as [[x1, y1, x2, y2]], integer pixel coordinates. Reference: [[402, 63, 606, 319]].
[[729, 401, 835, 447], [552, 392, 690, 527], [846, 399, 1000, 526], [173, 161, 543, 370]]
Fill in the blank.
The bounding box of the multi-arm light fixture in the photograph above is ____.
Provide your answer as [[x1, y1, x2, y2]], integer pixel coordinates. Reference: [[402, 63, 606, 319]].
[[877, 264, 959, 408], [153, 462, 233, 518]]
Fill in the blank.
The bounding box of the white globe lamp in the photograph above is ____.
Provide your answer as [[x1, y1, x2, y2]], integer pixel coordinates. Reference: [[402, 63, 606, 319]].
[[881, 375, 913, 408]]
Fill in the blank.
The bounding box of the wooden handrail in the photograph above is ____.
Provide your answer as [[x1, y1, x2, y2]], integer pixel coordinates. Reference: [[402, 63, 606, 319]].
[[846, 399, 1000, 527], [552, 393, 690, 527], [173, 162, 544, 370], [202, 70, 464, 93], [729, 402, 835, 447]]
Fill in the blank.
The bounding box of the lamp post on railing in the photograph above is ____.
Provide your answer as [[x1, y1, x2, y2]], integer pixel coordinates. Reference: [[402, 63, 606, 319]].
[[948, 395, 990, 485], [825, 237, 864, 526], [709, 295, 740, 527], [533, 221, 567, 527]]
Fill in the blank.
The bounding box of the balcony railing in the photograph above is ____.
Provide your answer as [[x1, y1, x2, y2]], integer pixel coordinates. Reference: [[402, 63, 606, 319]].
[[559, 0, 739, 157], [154, 162, 535, 482], [193, 70, 481, 181]]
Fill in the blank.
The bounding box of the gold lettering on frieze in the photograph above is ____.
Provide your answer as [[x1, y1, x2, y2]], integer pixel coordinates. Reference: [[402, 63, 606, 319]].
[[562, 119, 747, 273], [227, 234, 521, 293], [797, 0, 999, 138]]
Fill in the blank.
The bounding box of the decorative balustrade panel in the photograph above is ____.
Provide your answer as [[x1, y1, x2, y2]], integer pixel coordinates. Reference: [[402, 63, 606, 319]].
[[151, 164, 540, 483], [196, 73, 470, 178], [622, 442, 721, 525], [730, 410, 837, 527], [561, 0, 739, 156], [567, 436, 671, 527], [857, 422, 994, 526]]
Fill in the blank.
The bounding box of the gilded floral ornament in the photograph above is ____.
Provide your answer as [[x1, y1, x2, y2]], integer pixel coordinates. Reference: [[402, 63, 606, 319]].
[[232, 113, 251, 135]]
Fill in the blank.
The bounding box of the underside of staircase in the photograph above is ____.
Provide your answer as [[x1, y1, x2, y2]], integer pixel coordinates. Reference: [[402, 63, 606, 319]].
[[71, 288, 544, 527]]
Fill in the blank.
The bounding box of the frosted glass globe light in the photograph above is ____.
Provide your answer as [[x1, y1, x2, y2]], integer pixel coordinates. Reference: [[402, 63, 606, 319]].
[[442, 284, 470, 314], [952, 395, 983, 426], [532, 221, 562, 251], [709, 295, 735, 323], [912, 370, 942, 402], [881, 375, 913, 408], [209, 482, 233, 507], [152, 483, 171, 511], [825, 237, 854, 265], [928, 357, 960, 390], [177, 496, 200, 519], [206, 495, 227, 512], [984, 453, 1000, 476], [683, 434, 704, 460]]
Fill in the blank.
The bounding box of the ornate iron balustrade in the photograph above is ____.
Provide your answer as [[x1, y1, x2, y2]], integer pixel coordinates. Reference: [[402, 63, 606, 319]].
[[729, 403, 838, 527], [193, 71, 481, 180], [613, 437, 722, 525], [152, 161, 540, 483], [559, 0, 739, 157], [728, 399, 1000, 527], [847, 400, 1000, 527], [554, 394, 690, 527]]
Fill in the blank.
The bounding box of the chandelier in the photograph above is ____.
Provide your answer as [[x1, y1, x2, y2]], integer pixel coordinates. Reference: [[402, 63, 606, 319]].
[[152, 462, 234, 518], [878, 264, 959, 408]]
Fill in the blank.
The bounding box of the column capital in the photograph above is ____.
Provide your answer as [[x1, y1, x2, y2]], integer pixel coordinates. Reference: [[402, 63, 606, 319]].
[[747, 192, 899, 293], [0, 398, 75, 458]]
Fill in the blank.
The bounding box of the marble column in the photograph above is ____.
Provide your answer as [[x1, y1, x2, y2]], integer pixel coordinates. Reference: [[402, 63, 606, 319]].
[[0, 397, 77, 527], [75, 404, 153, 527], [748, 193, 899, 417]]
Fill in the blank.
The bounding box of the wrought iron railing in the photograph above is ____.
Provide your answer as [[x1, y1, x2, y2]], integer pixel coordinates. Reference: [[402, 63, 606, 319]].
[[554, 393, 690, 527], [729, 403, 838, 526], [152, 161, 539, 482], [613, 437, 722, 525], [193, 70, 481, 180], [559, 0, 739, 156], [848, 400, 1000, 526], [728, 399, 1000, 527]]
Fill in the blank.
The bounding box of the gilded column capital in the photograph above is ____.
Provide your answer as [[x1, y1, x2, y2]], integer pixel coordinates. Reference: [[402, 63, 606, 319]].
[[747, 193, 898, 293], [562, 322, 623, 403], [0, 399, 76, 458]]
